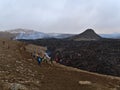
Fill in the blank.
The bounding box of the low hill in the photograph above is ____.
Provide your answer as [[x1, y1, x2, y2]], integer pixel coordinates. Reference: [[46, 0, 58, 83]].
[[0, 39, 120, 90], [69, 29, 102, 41]]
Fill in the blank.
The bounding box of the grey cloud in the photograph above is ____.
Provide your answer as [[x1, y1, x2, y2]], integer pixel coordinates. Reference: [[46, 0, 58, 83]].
[[0, 0, 120, 34]]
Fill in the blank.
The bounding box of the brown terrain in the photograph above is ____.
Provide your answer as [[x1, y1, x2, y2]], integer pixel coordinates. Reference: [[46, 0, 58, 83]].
[[0, 32, 18, 39], [0, 39, 120, 90]]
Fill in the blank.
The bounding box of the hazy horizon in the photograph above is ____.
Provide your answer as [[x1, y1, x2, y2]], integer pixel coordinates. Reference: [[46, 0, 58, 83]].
[[0, 0, 120, 34]]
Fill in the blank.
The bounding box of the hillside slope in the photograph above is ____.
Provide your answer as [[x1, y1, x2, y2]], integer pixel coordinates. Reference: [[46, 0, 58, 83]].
[[0, 39, 120, 90], [0, 32, 17, 39]]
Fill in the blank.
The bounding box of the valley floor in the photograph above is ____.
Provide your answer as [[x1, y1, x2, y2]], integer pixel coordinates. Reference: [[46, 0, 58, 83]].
[[0, 39, 120, 90]]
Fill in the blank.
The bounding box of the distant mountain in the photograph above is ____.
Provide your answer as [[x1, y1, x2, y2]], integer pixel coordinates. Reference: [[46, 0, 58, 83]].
[[100, 33, 120, 39], [6, 28, 35, 34], [4, 28, 74, 40], [69, 29, 102, 41], [6, 28, 50, 39]]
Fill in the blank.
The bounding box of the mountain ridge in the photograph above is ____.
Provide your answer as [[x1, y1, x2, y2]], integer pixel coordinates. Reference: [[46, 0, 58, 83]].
[[1, 28, 120, 40], [4, 28, 74, 39]]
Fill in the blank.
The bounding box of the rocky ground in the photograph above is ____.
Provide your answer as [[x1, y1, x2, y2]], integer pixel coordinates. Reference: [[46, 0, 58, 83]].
[[22, 39, 120, 77], [0, 39, 120, 90]]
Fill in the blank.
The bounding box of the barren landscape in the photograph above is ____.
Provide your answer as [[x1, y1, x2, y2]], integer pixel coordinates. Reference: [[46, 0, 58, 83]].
[[0, 38, 120, 90]]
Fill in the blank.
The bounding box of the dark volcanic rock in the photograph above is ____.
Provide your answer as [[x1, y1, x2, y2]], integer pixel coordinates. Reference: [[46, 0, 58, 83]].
[[21, 39, 120, 77]]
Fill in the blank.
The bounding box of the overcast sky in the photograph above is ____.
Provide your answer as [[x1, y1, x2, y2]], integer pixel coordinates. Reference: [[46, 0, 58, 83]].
[[0, 0, 120, 34]]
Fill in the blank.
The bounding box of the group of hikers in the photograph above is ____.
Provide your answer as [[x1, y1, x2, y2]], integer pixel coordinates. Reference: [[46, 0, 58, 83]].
[[31, 49, 63, 65], [31, 49, 53, 65]]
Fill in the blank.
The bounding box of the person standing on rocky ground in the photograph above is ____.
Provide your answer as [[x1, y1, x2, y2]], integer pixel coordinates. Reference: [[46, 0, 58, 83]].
[[37, 56, 42, 65], [54, 51, 62, 63], [45, 50, 54, 64], [31, 50, 36, 60], [23, 46, 26, 51], [2, 41, 10, 49], [42, 54, 48, 63], [50, 51, 58, 64], [43, 52, 51, 63], [7, 44, 10, 49], [49, 57, 54, 64], [2, 41, 5, 45], [31, 51, 36, 61], [35, 52, 45, 65]]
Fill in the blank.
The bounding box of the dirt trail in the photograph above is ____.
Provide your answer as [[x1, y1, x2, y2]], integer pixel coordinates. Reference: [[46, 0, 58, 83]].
[[0, 39, 120, 90]]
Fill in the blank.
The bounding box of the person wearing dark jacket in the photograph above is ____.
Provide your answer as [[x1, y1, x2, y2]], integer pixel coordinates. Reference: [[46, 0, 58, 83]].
[[37, 56, 42, 65]]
